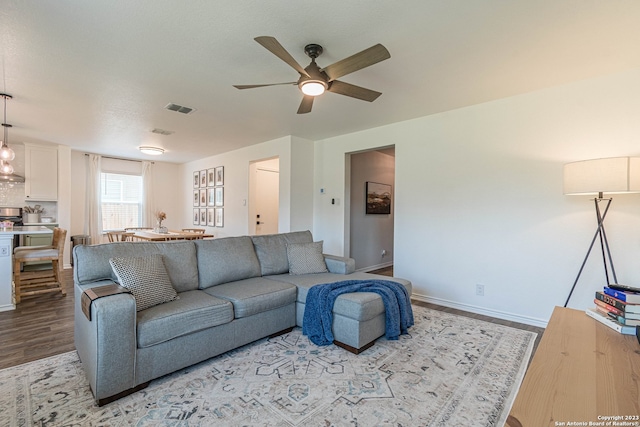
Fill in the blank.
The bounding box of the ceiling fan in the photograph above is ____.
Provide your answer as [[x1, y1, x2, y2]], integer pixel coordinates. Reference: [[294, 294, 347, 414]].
[[233, 36, 390, 114]]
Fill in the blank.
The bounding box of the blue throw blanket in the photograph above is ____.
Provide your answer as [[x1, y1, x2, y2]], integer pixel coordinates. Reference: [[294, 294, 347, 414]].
[[302, 280, 414, 346]]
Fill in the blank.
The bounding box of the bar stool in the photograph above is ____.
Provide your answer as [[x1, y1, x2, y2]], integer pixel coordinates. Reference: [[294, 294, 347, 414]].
[[13, 227, 67, 303]]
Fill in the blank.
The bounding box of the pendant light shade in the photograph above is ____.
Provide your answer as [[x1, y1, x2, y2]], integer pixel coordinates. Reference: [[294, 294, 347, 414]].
[[0, 94, 16, 163], [0, 160, 14, 175]]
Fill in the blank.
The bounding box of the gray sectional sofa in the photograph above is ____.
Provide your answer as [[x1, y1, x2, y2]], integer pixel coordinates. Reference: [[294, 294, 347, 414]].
[[73, 230, 412, 405]]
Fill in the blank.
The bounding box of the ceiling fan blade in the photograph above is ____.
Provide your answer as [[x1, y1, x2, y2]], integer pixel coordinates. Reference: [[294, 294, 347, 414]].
[[254, 36, 310, 78], [297, 95, 314, 114], [322, 44, 390, 82], [328, 80, 382, 102], [233, 82, 297, 89]]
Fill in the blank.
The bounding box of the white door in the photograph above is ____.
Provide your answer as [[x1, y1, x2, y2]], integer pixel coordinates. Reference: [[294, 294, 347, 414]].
[[254, 160, 279, 235]]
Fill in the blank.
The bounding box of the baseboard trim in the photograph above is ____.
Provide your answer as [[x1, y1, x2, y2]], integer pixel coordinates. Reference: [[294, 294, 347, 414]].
[[358, 261, 393, 273], [411, 293, 548, 328], [0, 303, 16, 312]]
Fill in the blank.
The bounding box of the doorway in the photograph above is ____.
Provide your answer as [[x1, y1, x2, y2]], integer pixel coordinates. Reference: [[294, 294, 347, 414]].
[[348, 146, 395, 271], [249, 157, 279, 235]]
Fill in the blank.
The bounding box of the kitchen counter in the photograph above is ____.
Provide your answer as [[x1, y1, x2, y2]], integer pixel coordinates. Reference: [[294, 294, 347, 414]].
[[0, 226, 53, 311], [0, 226, 56, 234], [23, 222, 58, 226]]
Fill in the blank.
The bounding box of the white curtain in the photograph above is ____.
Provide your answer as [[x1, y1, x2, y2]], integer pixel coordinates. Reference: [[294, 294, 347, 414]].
[[84, 154, 102, 244], [141, 161, 154, 227]]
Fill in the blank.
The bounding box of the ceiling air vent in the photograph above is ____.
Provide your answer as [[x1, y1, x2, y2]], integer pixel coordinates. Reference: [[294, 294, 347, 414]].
[[151, 128, 174, 136], [164, 103, 196, 114]]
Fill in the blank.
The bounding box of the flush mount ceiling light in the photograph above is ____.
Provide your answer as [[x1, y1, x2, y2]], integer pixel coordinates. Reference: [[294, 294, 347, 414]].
[[139, 146, 165, 155], [0, 93, 15, 162]]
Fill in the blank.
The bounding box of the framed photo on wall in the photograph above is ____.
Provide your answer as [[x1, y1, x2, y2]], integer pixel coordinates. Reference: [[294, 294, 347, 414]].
[[215, 208, 224, 227], [215, 187, 224, 206], [199, 189, 207, 206], [207, 188, 215, 206], [193, 171, 200, 188], [199, 170, 207, 187], [215, 166, 224, 186], [207, 168, 216, 187], [207, 208, 215, 226], [193, 190, 200, 206], [193, 208, 200, 225], [199, 208, 207, 225], [366, 181, 392, 215]]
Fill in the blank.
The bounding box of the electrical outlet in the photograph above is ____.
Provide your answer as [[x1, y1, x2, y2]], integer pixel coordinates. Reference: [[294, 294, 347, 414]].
[[476, 284, 485, 296]]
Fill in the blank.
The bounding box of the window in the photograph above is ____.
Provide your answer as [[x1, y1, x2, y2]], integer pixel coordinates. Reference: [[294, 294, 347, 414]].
[[101, 173, 143, 230]]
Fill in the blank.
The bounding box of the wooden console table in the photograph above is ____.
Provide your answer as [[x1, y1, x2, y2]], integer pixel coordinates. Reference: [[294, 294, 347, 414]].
[[507, 306, 640, 426]]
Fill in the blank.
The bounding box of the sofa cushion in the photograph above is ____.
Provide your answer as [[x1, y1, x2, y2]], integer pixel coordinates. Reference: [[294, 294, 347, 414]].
[[251, 230, 313, 276], [109, 254, 179, 311], [74, 241, 199, 292], [203, 277, 297, 319], [286, 241, 328, 275], [195, 236, 262, 289], [136, 290, 233, 348]]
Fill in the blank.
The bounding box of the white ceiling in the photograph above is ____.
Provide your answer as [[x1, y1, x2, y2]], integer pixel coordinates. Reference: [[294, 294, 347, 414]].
[[2, 1, 640, 164]]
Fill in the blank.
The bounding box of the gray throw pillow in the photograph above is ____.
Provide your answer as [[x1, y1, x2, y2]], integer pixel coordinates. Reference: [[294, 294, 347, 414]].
[[109, 254, 179, 311], [286, 241, 328, 275]]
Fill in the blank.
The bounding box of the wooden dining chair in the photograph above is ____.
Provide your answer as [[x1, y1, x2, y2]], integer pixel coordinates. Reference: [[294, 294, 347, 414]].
[[13, 227, 67, 303], [106, 231, 134, 242], [181, 228, 205, 233]]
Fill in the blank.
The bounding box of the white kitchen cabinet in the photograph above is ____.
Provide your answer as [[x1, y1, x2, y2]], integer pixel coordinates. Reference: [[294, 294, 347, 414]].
[[24, 144, 58, 201]]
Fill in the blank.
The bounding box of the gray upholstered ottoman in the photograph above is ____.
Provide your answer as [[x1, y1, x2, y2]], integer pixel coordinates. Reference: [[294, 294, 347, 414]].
[[266, 271, 412, 353]]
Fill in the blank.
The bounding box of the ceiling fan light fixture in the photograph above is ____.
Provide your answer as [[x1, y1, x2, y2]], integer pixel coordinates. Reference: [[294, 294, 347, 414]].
[[300, 80, 327, 96], [139, 146, 165, 155]]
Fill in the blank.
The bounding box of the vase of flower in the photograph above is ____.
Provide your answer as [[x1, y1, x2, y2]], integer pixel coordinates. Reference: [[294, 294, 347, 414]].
[[154, 211, 168, 233]]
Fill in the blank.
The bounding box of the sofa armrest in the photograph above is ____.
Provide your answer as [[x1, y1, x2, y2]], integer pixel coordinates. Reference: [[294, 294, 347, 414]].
[[74, 281, 137, 402], [323, 254, 356, 275]]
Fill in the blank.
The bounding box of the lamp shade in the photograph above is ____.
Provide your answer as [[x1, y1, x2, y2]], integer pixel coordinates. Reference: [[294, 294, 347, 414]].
[[563, 157, 640, 195]]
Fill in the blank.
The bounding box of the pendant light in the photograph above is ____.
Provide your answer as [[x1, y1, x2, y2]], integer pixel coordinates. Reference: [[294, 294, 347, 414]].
[[0, 93, 15, 162], [0, 160, 13, 175]]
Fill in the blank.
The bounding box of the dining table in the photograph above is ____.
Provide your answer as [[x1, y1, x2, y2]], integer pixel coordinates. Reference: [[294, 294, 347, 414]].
[[130, 230, 214, 241]]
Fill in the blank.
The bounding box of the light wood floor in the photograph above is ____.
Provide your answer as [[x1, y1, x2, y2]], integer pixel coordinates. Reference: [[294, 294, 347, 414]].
[[0, 267, 544, 371]]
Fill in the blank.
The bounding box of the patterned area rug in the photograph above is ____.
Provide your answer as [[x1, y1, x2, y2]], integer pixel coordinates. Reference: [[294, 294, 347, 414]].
[[0, 305, 536, 426]]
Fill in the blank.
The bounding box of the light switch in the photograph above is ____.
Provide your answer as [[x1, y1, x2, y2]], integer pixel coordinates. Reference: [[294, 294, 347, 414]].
[[0, 245, 9, 256]]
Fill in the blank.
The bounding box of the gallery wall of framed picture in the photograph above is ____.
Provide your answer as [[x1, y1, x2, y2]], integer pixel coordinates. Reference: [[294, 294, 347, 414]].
[[193, 166, 224, 227]]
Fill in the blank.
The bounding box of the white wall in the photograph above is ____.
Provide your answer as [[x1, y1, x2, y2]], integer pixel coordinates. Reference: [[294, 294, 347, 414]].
[[180, 135, 314, 237], [314, 68, 640, 327], [349, 150, 395, 270]]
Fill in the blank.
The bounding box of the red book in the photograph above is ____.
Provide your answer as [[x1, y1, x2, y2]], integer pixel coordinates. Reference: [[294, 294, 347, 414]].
[[595, 291, 640, 315], [594, 298, 624, 317]]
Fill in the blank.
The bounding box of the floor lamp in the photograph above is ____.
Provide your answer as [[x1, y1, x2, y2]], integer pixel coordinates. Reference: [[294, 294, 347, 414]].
[[563, 157, 640, 307]]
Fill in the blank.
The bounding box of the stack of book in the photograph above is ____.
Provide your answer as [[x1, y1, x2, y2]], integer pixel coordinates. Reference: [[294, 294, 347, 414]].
[[586, 283, 640, 335]]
